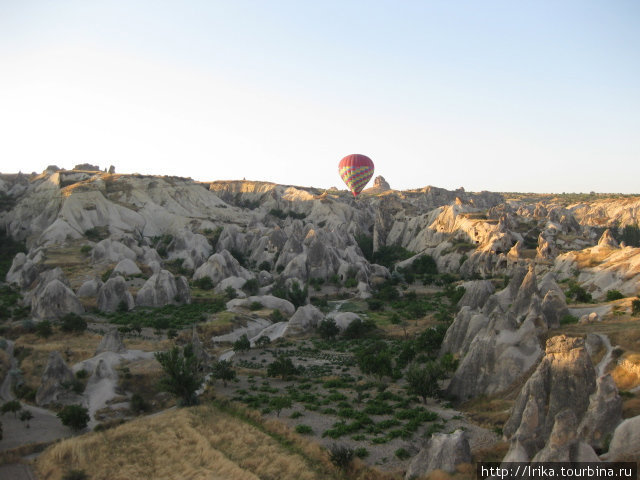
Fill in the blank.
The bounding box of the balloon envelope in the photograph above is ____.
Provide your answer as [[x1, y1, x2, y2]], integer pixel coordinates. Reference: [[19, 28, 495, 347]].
[[338, 154, 374, 197]]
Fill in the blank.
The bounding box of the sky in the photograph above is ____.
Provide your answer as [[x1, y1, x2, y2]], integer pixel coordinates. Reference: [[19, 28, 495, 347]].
[[0, 1, 639, 193]]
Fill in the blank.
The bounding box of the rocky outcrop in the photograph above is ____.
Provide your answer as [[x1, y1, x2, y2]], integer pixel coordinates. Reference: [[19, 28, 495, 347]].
[[603, 415, 640, 461], [191, 327, 210, 366], [531, 410, 599, 462], [91, 238, 137, 264], [135, 270, 190, 307], [226, 295, 295, 317], [35, 351, 77, 406], [32, 279, 84, 320], [113, 258, 142, 276], [286, 304, 325, 336], [597, 228, 619, 248], [95, 329, 127, 355], [444, 267, 547, 400], [6, 252, 40, 288], [502, 335, 601, 461], [76, 277, 104, 297], [457, 280, 494, 310], [405, 430, 471, 479], [576, 374, 622, 451], [193, 249, 253, 286], [327, 312, 360, 332], [97, 276, 134, 312]]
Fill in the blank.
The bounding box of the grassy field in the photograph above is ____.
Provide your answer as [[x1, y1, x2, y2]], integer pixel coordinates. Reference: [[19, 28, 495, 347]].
[[35, 401, 395, 480]]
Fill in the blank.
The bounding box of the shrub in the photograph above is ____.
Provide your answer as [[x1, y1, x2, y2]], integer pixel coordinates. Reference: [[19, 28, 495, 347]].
[[80, 245, 92, 254], [267, 356, 299, 380], [154, 344, 202, 406], [101, 268, 113, 282], [193, 276, 214, 290], [130, 393, 150, 414], [212, 360, 236, 387], [287, 281, 308, 308], [60, 313, 87, 334], [258, 261, 271, 271], [566, 281, 592, 303], [295, 424, 313, 434], [395, 447, 411, 460], [269, 309, 284, 322], [344, 277, 358, 288], [57, 404, 90, 431], [225, 286, 237, 300], [354, 447, 369, 458], [62, 470, 89, 480], [318, 319, 340, 340], [366, 298, 384, 311], [242, 278, 260, 296], [1, 400, 21, 418], [356, 341, 393, 380], [343, 318, 376, 339], [329, 444, 354, 469], [372, 245, 415, 269], [406, 361, 444, 403], [36, 320, 53, 338], [606, 289, 624, 301], [249, 301, 263, 311], [233, 334, 251, 352], [560, 314, 579, 325], [632, 297, 640, 316]]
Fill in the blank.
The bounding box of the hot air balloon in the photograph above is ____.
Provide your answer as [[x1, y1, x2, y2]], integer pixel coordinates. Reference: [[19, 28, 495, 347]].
[[338, 154, 374, 197]]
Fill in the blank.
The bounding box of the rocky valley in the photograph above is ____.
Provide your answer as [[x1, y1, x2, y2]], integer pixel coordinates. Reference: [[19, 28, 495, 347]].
[[1, 165, 639, 480]]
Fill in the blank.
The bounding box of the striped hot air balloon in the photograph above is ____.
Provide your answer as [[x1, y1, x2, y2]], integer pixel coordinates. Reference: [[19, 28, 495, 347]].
[[338, 154, 374, 197]]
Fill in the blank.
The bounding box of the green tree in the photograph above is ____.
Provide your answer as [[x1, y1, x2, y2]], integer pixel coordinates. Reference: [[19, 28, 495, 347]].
[[57, 404, 90, 431], [255, 335, 271, 348], [36, 320, 53, 338], [233, 334, 251, 352], [1, 400, 21, 418], [267, 356, 299, 380], [19, 409, 33, 428], [212, 360, 236, 387], [287, 281, 308, 308], [242, 278, 260, 296], [356, 342, 393, 380], [606, 290, 624, 301], [633, 297, 640, 316], [60, 313, 87, 333], [154, 344, 202, 406], [406, 361, 444, 404], [269, 396, 292, 417], [317, 318, 339, 340]]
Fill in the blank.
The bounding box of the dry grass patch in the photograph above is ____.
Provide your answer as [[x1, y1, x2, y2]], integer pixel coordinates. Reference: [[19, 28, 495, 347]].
[[459, 397, 512, 429], [36, 403, 342, 480], [15, 332, 101, 386]]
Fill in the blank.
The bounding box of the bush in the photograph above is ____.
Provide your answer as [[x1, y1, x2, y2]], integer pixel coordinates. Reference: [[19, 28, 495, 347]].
[[395, 447, 411, 460], [1, 400, 21, 418], [57, 404, 90, 431], [406, 361, 444, 403], [225, 286, 237, 300], [130, 393, 150, 414], [366, 298, 384, 311], [566, 281, 592, 303], [606, 289, 624, 301], [267, 356, 299, 380], [560, 314, 579, 325], [242, 278, 260, 296], [269, 309, 284, 322], [318, 319, 340, 340], [329, 444, 354, 469], [193, 276, 214, 290], [249, 301, 263, 311], [80, 245, 92, 255], [632, 297, 640, 316], [343, 318, 376, 339], [212, 360, 236, 387], [62, 470, 89, 480], [344, 277, 358, 288], [258, 261, 271, 271], [233, 334, 251, 352], [36, 320, 53, 338], [295, 424, 313, 434], [154, 344, 202, 406], [372, 245, 415, 269], [354, 447, 369, 458], [60, 313, 87, 333], [356, 341, 393, 380]]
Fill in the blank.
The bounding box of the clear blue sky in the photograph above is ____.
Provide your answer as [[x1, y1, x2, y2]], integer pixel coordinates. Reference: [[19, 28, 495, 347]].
[[1, 1, 639, 193]]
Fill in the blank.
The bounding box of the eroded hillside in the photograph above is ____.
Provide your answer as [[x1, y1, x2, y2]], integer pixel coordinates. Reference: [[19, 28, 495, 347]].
[[1, 166, 639, 479]]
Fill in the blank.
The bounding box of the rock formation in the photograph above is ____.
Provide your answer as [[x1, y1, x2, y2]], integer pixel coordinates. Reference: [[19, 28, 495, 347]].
[[502, 335, 621, 461], [136, 270, 190, 307], [405, 430, 471, 479], [286, 304, 325, 336], [603, 415, 640, 461], [97, 276, 134, 312], [31, 278, 85, 320], [95, 329, 127, 355], [36, 351, 77, 406]]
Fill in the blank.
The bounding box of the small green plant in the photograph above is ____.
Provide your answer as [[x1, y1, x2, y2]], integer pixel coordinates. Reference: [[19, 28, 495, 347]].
[[395, 447, 411, 460], [606, 289, 624, 301], [242, 278, 260, 296], [560, 314, 579, 325], [295, 424, 313, 434], [233, 334, 251, 352], [193, 276, 214, 290], [269, 309, 284, 322], [36, 320, 53, 338], [62, 470, 89, 480], [60, 313, 87, 333], [57, 404, 90, 431], [255, 335, 271, 347], [80, 245, 92, 254], [329, 443, 354, 469], [354, 447, 369, 458]]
